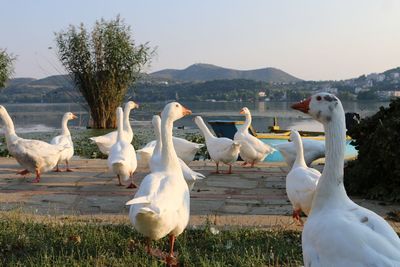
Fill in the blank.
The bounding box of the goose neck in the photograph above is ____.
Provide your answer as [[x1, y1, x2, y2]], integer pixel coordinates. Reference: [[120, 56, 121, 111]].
[[123, 106, 133, 133], [153, 117, 162, 156], [161, 116, 180, 172], [0, 111, 18, 143], [196, 118, 214, 141], [61, 117, 71, 136], [242, 113, 252, 132], [117, 110, 124, 141], [312, 111, 349, 210], [293, 136, 307, 168]]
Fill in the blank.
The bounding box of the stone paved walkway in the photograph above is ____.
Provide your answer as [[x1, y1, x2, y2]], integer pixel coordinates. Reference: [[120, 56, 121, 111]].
[[1, 157, 399, 229]]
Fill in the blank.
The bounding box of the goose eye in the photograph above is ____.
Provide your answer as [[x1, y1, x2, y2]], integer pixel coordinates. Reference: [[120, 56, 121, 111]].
[[316, 96, 322, 101], [175, 104, 179, 108]]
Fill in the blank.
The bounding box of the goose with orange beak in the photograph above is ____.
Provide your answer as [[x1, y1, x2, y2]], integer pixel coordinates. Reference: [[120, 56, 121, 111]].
[[234, 107, 275, 167], [126, 102, 192, 266], [292, 93, 400, 266], [50, 112, 78, 172]]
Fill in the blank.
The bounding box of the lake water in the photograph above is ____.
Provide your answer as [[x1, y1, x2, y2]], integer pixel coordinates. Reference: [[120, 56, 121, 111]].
[[0, 101, 390, 134]]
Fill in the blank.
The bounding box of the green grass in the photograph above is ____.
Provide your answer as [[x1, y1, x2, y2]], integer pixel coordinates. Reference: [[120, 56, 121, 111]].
[[0, 214, 303, 266]]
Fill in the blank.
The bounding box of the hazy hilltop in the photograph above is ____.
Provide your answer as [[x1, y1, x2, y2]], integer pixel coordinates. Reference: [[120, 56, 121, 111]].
[[1, 75, 75, 103], [150, 63, 302, 83]]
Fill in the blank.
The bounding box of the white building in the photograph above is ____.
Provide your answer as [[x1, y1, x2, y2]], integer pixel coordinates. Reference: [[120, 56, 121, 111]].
[[258, 91, 266, 97], [318, 87, 338, 94], [355, 87, 370, 94]]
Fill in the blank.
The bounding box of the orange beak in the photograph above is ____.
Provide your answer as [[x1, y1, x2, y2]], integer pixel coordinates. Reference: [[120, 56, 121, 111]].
[[239, 109, 245, 114], [291, 97, 311, 114], [182, 106, 192, 116], [72, 114, 78, 119]]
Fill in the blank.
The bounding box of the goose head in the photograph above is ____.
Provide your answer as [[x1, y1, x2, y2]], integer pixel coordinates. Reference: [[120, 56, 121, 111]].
[[161, 102, 192, 122], [232, 141, 241, 149], [125, 101, 139, 110], [194, 116, 203, 124], [289, 130, 301, 142], [291, 93, 342, 124], [64, 112, 77, 121], [239, 107, 250, 115]]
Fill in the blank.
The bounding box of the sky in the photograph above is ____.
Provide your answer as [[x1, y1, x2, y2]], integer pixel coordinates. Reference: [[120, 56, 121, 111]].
[[1, 0, 400, 81]]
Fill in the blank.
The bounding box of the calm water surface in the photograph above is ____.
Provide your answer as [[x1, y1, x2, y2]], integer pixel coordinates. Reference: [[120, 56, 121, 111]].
[[0, 101, 390, 133]]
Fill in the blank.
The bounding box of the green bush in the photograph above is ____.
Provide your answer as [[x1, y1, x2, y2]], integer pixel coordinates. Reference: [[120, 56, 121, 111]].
[[344, 98, 400, 201], [185, 133, 209, 160]]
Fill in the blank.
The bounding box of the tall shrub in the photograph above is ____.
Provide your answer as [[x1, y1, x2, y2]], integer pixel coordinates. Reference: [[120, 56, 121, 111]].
[[56, 16, 153, 128], [0, 49, 15, 88]]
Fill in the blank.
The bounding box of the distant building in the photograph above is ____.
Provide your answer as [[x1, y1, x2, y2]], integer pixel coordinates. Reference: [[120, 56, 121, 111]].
[[392, 91, 400, 97], [376, 90, 400, 100], [355, 87, 370, 94], [390, 72, 400, 79], [366, 73, 385, 82], [317, 87, 338, 94]]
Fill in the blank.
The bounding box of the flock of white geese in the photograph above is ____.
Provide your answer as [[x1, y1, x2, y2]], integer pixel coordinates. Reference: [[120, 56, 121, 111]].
[[0, 92, 399, 265]]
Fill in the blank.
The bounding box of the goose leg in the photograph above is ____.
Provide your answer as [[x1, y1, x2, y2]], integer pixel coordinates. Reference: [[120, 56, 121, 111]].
[[17, 169, 30, 175], [241, 161, 248, 166], [146, 238, 165, 260], [66, 160, 73, 172], [227, 164, 233, 174], [32, 170, 41, 183], [166, 234, 178, 266], [146, 238, 152, 254], [126, 172, 138, 189], [117, 175, 123, 186], [250, 161, 255, 168], [53, 164, 61, 172], [212, 162, 220, 174], [292, 209, 304, 225]]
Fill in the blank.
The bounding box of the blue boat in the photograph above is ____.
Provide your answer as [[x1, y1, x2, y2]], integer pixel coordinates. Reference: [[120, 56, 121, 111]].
[[208, 119, 358, 162]]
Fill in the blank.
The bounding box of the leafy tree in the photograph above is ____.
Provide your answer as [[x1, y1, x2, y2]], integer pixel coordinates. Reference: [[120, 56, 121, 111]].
[[0, 49, 16, 88], [55, 16, 153, 128], [344, 98, 400, 201]]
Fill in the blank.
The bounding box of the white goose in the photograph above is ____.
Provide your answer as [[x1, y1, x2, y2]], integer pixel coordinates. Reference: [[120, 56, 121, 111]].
[[150, 115, 205, 190], [50, 112, 77, 172], [292, 93, 400, 266], [107, 107, 137, 188], [89, 101, 138, 155], [194, 116, 241, 174], [126, 102, 192, 265], [136, 136, 204, 169], [275, 138, 325, 167], [234, 107, 275, 167], [285, 130, 320, 224], [0, 105, 67, 183]]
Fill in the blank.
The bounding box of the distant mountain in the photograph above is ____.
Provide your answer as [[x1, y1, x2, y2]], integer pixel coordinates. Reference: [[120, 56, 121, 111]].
[[3, 65, 400, 103], [1, 75, 75, 103], [149, 63, 302, 83], [5, 77, 36, 87], [29, 74, 72, 87]]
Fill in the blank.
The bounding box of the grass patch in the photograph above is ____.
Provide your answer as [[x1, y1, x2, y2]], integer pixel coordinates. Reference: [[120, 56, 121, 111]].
[[0, 213, 303, 266]]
